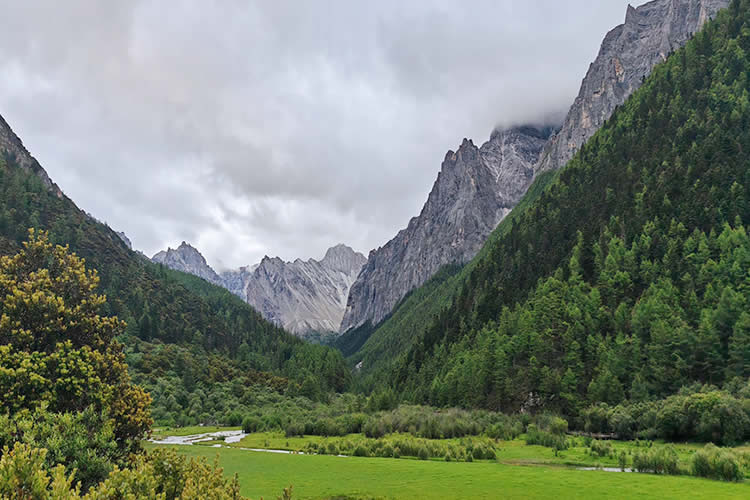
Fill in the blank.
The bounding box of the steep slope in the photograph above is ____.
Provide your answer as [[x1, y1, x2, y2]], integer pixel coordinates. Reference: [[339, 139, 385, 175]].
[[152, 242, 366, 335], [0, 114, 351, 422], [344, 0, 730, 380], [391, 0, 750, 412], [152, 242, 224, 286], [340, 125, 553, 332], [536, 0, 729, 173]]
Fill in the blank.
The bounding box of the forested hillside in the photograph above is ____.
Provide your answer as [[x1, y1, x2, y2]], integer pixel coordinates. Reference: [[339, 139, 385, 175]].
[[0, 146, 350, 425], [386, 0, 750, 415]]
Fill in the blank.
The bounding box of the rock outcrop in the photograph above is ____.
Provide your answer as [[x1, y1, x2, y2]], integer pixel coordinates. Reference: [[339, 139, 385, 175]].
[[340, 125, 553, 332], [536, 0, 729, 174]]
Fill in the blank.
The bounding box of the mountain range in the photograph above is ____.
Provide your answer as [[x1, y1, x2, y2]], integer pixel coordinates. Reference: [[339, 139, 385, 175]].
[[152, 241, 366, 336]]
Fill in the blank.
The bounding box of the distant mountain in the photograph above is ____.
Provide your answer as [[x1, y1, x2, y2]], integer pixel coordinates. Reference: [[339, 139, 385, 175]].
[[340, 125, 554, 332], [152, 242, 366, 336], [153, 242, 224, 286]]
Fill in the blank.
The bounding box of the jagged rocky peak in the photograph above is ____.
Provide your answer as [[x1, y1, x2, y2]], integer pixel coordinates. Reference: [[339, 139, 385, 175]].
[[151, 241, 223, 286], [340, 124, 552, 333], [536, 0, 729, 174]]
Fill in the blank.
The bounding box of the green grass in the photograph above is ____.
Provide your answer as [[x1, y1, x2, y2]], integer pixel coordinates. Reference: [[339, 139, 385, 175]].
[[224, 431, 743, 470], [160, 444, 750, 499]]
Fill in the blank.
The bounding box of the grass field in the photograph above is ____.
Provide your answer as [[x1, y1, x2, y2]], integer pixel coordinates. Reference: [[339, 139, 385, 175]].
[[158, 444, 750, 499]]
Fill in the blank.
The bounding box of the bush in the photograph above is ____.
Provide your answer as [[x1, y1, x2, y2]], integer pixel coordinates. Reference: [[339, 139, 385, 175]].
[[285, 421, 305, 437], [633, 445, 680, 475], [418, 446, 429, 460], [525, 424, 569, 451], [242, 416, 263, 434], [0, 444, 254, 499], [226, 411, 244, 427], [549, 417, 568, 435], [691, 444, 744, 482], [589, 440, 613, 458], [353, 445, 369, 457]]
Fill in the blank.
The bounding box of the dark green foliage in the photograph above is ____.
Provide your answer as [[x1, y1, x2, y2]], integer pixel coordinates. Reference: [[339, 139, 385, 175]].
[[242, 416, 263, 434], [387, 1, 750, 416], [581, 384, 750, 445], [0, 409, 119, 491], [525, 424, 569, 451]]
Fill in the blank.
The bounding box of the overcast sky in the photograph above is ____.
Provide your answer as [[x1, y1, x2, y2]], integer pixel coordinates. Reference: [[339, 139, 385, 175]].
[[0, 0, 648, 269]]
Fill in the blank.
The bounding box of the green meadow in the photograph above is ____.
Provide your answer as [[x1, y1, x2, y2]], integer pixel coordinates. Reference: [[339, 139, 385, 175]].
[[150, 434, 750, 500]]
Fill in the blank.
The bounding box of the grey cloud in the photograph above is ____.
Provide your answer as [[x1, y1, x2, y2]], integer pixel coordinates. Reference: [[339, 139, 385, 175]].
[[0, 0, 648, 268]]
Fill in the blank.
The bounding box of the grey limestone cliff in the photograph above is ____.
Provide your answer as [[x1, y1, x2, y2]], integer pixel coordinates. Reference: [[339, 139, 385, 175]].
[[242, 244, 367, 335], [339, 125, 553, 332]]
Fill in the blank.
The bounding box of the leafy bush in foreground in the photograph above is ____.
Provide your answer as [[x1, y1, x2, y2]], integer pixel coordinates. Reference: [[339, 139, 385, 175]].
[[0, 444, 278, 499]]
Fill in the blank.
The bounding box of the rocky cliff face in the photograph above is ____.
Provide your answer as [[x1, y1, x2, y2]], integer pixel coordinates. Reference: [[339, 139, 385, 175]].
[[152, 242, 366, 336], [152, 242, 224, 286], [340, 126, 553, 332], [243, 244, 367, 335], [0, 114, 63, 198], [536, 0, 729, 174]]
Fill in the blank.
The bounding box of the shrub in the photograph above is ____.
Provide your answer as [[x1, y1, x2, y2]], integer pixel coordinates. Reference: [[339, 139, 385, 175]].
[[285, 421, 305, 437], [226, 411, 244, 427], [691, 444, 744, 482], [242, 416, 263, 434], [525, 424, 569, 450], [618, 451, 628, 471], [549, 417, 568, 435], [353, 445, 369, 457], [589, 440, 613, 458], [633, 445, 680, 475], [418, 446, 429, 460]]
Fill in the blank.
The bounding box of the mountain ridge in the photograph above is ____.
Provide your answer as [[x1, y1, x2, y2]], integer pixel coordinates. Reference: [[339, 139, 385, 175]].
[[152, 241, 366, 336], [340, 124, 554, 332]]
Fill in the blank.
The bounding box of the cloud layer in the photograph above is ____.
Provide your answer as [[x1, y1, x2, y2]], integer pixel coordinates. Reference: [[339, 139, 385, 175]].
[[0, 0, 646, 269]]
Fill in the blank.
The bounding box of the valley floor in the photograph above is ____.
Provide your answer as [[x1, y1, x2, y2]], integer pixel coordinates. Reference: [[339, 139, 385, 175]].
[[149, 432, 750, 499]]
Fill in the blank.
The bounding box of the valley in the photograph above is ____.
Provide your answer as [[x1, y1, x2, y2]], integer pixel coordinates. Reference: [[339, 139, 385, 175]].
[[2, 0, 750, 498]]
